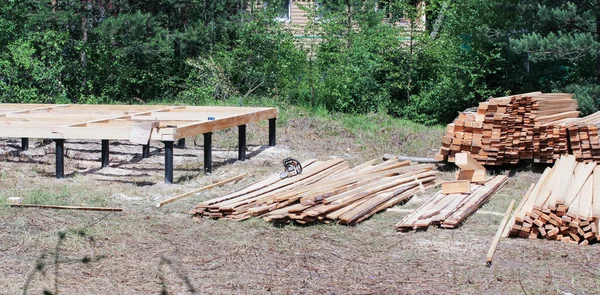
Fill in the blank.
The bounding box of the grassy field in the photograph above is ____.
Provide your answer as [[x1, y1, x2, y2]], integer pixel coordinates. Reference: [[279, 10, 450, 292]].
[[1, 104, 599, 294]]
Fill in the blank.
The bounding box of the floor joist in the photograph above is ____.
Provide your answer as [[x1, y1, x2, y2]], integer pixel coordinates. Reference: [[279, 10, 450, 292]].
[[0, 104, 278, 183]]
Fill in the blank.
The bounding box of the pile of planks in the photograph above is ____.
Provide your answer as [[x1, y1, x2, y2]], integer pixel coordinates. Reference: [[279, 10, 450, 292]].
[[434, 92, 580, 165], [191, 158, 438, 225], [396, 152, 508, 231], [567, 111, 600, 163], [506, 155, 600, 245]]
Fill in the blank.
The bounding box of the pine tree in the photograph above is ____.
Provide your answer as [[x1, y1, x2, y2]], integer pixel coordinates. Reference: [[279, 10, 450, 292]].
[[510, 0, 600, 111]]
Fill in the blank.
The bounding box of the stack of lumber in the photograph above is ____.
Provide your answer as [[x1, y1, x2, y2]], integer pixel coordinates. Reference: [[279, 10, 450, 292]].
[[434, 92, 580, 165], [567, 111, 600, 163], [506, 155, 600, 245], [396, 175, 508, 231], [191, 158, 438, 225], [396, 152, 508, 231]]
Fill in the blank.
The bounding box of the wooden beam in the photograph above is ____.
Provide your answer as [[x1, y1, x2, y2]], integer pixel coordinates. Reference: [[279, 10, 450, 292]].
[[455, 152, 485, 171], [503, 183, 534, 238], [11, 204, 122, 211], [67, 106, 184, 127], [441, 180, 471, 194], [156, 173, 247, 207], [486, 199, 516, 266], [0, 104, 70, 117], [456, 169, 486, 183], [594, 166, 600, 218], [130, 121, 159, 145], [174, 109, 278, 139]]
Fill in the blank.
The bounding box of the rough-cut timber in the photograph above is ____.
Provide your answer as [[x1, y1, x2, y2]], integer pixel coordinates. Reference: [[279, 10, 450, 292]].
[[395, 175, 508, 231], [434, 92, 581, 165], [507, 155, 600, 244], [191, 158, 438, 225]]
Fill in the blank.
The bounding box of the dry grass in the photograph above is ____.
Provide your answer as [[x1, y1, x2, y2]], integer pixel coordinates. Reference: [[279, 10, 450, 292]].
[[0, 110, 599, 294]]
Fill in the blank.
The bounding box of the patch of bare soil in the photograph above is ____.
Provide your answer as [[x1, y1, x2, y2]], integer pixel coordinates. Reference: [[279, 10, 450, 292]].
[[0, 119, 599, 295]]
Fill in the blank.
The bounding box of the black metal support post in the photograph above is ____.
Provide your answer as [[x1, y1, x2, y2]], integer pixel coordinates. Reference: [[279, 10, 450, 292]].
[[101, 139, 109, 168], [269, 118, 276, 146], [21, 138, 29, 151], [204, 132, 212, 174], [176, 138, 185, 149], [54, 139, 65, 179], [163, 141, 174, 184], [142, 143, 150, 158], [238, 124, 246, 161]]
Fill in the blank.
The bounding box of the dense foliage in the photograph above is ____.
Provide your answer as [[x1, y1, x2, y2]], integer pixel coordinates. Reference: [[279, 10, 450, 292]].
[[0, 0, 599, 124]]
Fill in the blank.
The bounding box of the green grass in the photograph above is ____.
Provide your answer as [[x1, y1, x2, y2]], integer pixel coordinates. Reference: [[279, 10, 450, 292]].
[[21, 188, 72, 206]]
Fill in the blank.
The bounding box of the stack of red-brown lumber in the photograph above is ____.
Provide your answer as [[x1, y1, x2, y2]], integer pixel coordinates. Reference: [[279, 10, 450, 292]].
[[191, 158, 438, 225], [506, 155, 600, 244], [567, 111, 600, 163], [434, 92, 580, 165], [396, 152, 508, 231]]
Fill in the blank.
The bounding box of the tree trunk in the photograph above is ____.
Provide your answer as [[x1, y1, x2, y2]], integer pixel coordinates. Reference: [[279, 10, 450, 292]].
[[407, 20, 414, 102], [597, 12, 600, 84], [80, 0, 91, 97], [346, 0, 352, 49]]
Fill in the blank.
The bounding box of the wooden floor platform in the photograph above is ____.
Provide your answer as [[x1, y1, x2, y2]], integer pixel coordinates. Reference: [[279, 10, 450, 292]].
[[0, 104, 278, 183]]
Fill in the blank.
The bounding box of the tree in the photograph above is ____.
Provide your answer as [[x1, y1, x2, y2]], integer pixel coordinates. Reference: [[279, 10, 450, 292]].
[[510, 1, 600, 114]]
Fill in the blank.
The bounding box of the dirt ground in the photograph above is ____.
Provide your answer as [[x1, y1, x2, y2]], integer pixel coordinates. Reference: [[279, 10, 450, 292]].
[[1, 115, 599, 295]]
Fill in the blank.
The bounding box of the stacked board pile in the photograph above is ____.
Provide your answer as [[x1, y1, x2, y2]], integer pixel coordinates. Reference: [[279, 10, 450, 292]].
[[506, 155, 600, 245], [434, 92, 580, 165], [396, 169, 508, 231], [191, 158, 438, 225], [567, 111, 600, 163]]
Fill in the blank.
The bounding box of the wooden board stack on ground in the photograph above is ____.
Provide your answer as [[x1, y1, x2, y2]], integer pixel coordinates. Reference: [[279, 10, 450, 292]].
[[506, 155, 600, 245], [396, 152, 508, 231], [191, 158, 438, 225], [434, 92, 580, 165], [567, 111, 600, 163]]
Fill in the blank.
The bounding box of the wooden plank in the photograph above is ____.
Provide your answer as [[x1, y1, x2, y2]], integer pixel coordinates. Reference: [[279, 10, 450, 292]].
[[456, 169, 487, 183], [455, 152, 486, 171], [594, 166, 600, 218], [192, 159, 316, 211], [574, 175, 593, 220], [532, 159, 559, 210], [67, 106, 184, 127], [11, 204, 122, 211], [0, 104, 71, 117], [519, 167, 551, 221], [503, 183, 535, 238], [441, 180, 471, 194], [442, 175, 508, 228], [7, 197, 22, 205], [396, 192, 445, 231], [565, 162, 596, 207], [130, 121, 160, 145], [174, 108, 278, 139], [486, 199, 516, 266], [157, 174, 247, 207], [547, 155, 576, 208], [352, 182, 438, 225]]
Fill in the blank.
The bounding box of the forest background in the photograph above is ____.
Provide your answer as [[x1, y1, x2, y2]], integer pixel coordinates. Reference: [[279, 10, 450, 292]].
[[1, 0, 598, 124]]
